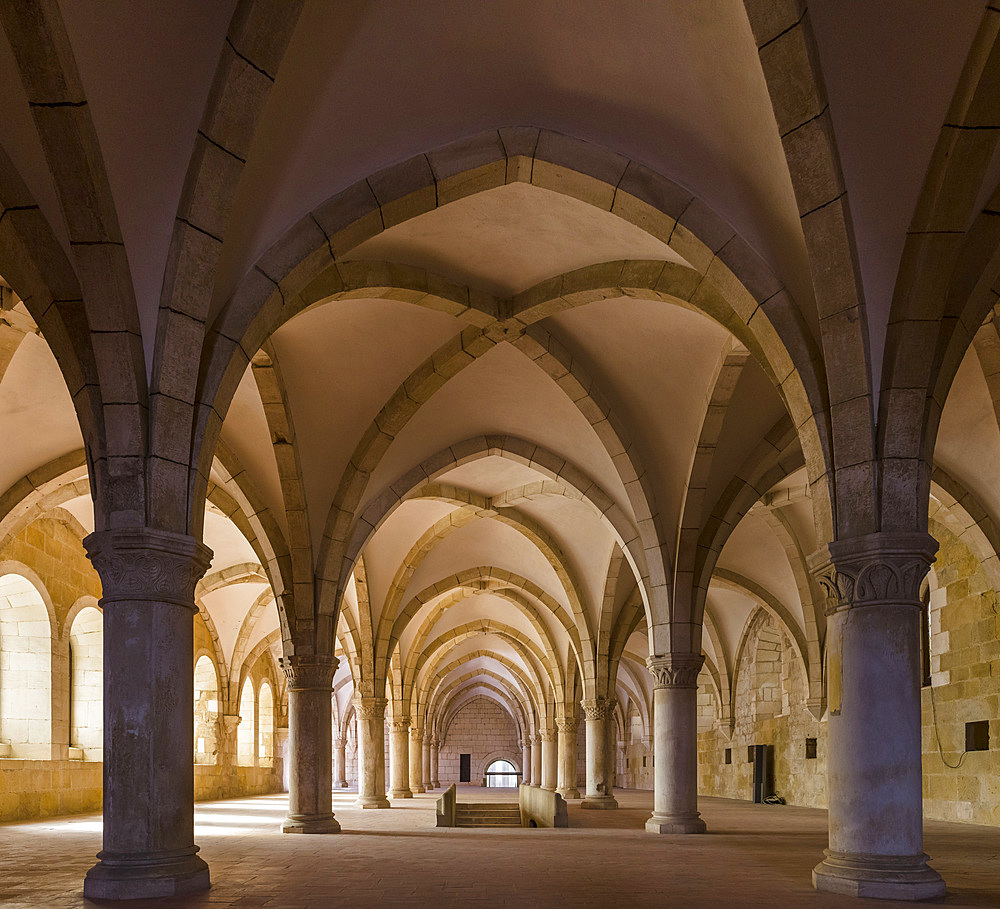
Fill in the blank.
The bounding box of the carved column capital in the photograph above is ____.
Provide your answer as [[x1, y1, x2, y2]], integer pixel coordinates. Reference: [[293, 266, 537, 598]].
[[540, 729, 557, 743], [353, 696, 388, 720], [809, 532, 937, 615], [409, 726, 424, 742], [280, 654, 338, 690], [333, 736, 346, 749], [556, 718, 579, 735], [646, 653, 705, 689], [581, 697, 616, 721], [85, 528, 213, 610], [388, 720, 410, 733]]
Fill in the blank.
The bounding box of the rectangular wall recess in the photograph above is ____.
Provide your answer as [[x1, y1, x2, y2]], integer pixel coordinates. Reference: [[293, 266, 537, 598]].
[[724, 747, 732, 765], [805, 737, 817, 760], [966, 720, 989, 752]]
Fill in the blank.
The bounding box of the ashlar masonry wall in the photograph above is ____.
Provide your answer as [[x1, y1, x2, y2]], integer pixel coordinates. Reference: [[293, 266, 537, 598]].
[[438, 697, 520, 784]]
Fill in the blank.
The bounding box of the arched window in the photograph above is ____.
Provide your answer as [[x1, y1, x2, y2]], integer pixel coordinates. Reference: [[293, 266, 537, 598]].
[[485, 759, 518, 787], [193, 656, 219, 765], [237, 678, 255, 767], [0, 573, 52, 758], [258, 680, 274, 767], [69, 605, 102, 760]]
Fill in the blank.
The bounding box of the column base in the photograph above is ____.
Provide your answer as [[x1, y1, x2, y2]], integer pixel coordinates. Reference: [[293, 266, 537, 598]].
[[812, 850, 946, 901], [83, 849, 209, 900], [389, 789, 413, 799], [356, 795, 391, 809], [557, 787, 581, 799], [412, 785, 426, 793], [281, 814, 341, 834], [337, 781, 348, 788], [431, 779, 440, 788], [581, 795, 618, 809], [645, 813, 706, 834]]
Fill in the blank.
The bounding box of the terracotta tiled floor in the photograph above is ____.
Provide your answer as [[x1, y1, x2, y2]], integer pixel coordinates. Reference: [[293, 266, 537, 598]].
[[2, 788, 998, 908]]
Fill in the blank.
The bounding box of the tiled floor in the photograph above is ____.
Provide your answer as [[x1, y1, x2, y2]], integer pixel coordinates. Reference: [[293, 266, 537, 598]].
[[2, 788, 998, 907]]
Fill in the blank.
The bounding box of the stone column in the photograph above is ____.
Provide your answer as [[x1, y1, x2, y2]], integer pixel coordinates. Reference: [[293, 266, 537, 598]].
[[530, 733, 542, 785], [333, 736, 348, 788], [581, 697, 617, 809], [82, 528, 213, 899], [430, 737, 440, 788], [520, 739, 531, 786], [645, 653, 705, 834], [422, 736, 432, 790], [355, 697, 390, 808], [556, 717, 581, 799], [280, 654, 341, 833], [809, 533, 945, 900], [409, 726, 425, 794], [388, 720, 413, 798], [540, 728, 558, 790]]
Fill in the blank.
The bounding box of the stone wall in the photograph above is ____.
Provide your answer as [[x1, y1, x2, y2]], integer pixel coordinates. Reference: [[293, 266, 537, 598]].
[[920, 519, 1000, 825], [438, 697, 520, 784], [0, 759, 102, 821]]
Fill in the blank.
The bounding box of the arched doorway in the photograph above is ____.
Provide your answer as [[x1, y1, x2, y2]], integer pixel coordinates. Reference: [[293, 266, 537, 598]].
[[485, 759, 518, 788]]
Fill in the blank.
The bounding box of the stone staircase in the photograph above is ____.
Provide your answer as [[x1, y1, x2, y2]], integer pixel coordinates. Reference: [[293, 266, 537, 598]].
[[454, 802, 522, 828]]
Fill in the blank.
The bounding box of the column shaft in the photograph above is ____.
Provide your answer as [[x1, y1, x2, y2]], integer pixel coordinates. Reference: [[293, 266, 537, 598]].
[[422, 737, 432, 790], [355, 698, 390, 808], [408, 727, 425, 794], [333, 737, 348, 788], [389, 722, 413, 798], [540, 730, 558, 790], [83, 529, 213, 899], [581, 697, 617, 809], [556, 719, 580, 799], [281, 655, 341, 833], [530, 734, 542, 785], [646, 654, 704, 834], [430, 738, 440, 788], [521, 740, 531, 786], [810, 533, 945, 900]]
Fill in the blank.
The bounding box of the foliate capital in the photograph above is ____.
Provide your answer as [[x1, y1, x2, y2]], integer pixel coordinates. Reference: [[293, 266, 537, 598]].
[[540, 729, 557, 743], [354, 696, 388, 720], [646, 653, 704, 689], [410, 726, 425, 742], [556, 718, 579, 735], [389, 719, 410, 733], [280, 654, 338, 690], [333, 736, 346, 749], [85, 528, 213, 609], [581, 697, 616, 721], [809, 532, 937, 615]]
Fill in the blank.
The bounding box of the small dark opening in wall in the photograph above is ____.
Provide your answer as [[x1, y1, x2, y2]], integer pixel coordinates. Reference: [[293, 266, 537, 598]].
[[724, 748, 732, 765], [966, 720, 989, 752], [805, 737, 817, 760], [626, 757, 629, 769], [642, 755, 646, 768], [747, 745, 755, 763]]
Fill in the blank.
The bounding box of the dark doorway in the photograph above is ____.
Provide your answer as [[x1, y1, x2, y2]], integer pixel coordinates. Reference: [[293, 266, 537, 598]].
[[459, 753, 471, 782], [751, 744, 774, 803]]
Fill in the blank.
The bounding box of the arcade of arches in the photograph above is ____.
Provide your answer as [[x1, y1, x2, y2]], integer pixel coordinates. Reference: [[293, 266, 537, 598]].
[[0, 1, 999, 904]]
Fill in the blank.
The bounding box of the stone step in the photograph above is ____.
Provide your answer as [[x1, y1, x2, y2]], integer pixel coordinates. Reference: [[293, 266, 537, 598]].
[[455, 802, 522, 827]]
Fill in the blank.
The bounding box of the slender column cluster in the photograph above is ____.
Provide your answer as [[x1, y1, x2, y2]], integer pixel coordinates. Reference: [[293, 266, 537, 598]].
[[645, 653, 705, 834], [581, 697, 617, 809], [809, 532, 945, 900], [354, 697, 390, 808], [280, 654, 341, 833], [555, 717, 580, 799], [82, 529, 213, 899]]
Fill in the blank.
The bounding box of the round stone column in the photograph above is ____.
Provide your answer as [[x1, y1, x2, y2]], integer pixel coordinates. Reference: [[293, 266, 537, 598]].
[[355, 697, 390, 808], [645, 653, 705, 834], [520, 739, 531, 786], [408, 726, 425, 793], [430, 737, 440, 788], [556, 717, 581, 799], [422, 735, 432, 790], [530, 733, 542, 785], [581, 697, 617, 809], [280, 654, 341, 833], [540, 729, 558, 790], [83, 528, 213, 899], [333, 736, 348, 788], [809, 532, 945, 900], [388, 720, 413, 798]]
